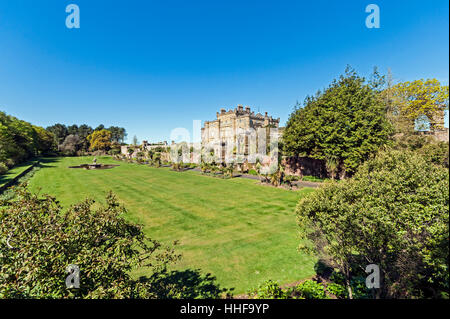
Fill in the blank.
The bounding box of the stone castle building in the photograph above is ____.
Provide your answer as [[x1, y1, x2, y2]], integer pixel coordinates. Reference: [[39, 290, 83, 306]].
[[201, 105, 282, 159]]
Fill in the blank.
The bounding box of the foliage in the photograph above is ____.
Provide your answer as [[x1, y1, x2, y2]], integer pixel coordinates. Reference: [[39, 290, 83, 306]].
[[0, 163, 7, 175], [46, 123, 126, 153], [248, 280, 289, 299], [388, 79, 449, 132], [87, 129, 112, 152], [296, 149, 449, 298], [33, 126, 55, 155], [296, 280, 328, 299], [393, 133, 434, 151], [269, 164, 284, 187], [326, 282, 347, 299], [282, 175, 297, 189], [392, 132, 449, 168], [283, 67, 393, 176], [0, 186, 184, 298], [249, 279, 329, 299], [59, 134, 82, 156], [1, 111, 54, 167], [172, 161, 189, 172], [417, 141, 449, 168], [108, 126, 127, 143]]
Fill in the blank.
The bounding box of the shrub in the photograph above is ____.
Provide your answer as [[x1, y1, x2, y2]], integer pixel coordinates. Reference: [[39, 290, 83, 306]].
[[5, 159, 15, 168], [0, 162, 7, 175], [296, 149, 449, 298], [296, 280, 328, 299], [418, 141, 449, 168], [350, 276, 371, 299], [326, 283, 347, 299], [248, 280, 289, 299], [248, 169, 258, 176]]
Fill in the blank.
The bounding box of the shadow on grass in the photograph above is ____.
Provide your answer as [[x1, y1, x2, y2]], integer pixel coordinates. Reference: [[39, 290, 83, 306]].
[[138, 268, 233, 299], [38, 157, 59, 168], [0, 158, 53, 186]]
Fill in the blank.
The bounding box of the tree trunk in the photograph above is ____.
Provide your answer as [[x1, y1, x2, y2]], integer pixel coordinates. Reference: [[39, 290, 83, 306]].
[[345, 269, 353, 299], [346, 277, 353, 299]]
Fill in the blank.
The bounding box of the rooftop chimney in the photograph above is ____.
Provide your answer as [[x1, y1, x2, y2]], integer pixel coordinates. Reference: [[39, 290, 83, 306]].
[[245, 106, 250, 113]]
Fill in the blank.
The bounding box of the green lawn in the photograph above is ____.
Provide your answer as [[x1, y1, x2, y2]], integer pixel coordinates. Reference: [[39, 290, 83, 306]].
[[28, 156, 317, 294], [0, 160, 37, 188]]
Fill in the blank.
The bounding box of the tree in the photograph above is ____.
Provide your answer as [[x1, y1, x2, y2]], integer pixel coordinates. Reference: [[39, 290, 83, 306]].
[[389, 79, 449, 133], [132, 135, 139, 146], [95, 124, 105, 131], [1, 111, 55, 165], [296, 149, 449, 298], [0, 186, 184, 298], [33, 126, 54, 155], [67, 124, 79, 136], [283, 67, 393, 176], [77, 124, 94, 151], [87, 129, 112, 152], [46, 123, 68, 146], [59, 134, 82, 155], [108, 126, 127, 144]]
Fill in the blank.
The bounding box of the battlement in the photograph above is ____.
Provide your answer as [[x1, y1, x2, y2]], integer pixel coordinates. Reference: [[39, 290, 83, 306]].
[[214, 105, 280, 123]]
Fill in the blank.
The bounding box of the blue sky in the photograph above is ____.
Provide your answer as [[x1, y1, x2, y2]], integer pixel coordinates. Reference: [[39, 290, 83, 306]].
[[0, 0, 448, 143]]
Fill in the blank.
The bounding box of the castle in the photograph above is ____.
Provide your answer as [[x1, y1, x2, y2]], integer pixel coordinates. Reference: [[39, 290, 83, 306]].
[[200, 105, 283, 164], [202, 105, 281, 144]]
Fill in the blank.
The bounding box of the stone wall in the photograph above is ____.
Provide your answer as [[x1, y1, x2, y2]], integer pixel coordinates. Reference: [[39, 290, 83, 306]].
[[282, 156, 328, 178]]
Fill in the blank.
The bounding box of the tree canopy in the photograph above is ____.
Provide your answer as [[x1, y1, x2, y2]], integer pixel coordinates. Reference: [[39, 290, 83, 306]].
[[387, 79, 449, 132], [283, 68, 393, 175], [46, 123, 127, 153], [87, 129, 113, 151], [1, 111, 54, 169]]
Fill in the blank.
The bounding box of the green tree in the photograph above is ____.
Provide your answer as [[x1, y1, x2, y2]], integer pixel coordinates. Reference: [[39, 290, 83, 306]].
[[296, 149, 449, 298], [283, 68, 393, 176], [46, 123, 68, 146], [0, 187, 195, 298], [77, 124, 94, 151], [33, 126, 54, 155], [108, 126, 127, 144], [1, 111, 54, 165]]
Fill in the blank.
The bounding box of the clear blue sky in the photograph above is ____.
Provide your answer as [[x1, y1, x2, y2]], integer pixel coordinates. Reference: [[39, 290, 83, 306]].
[[0, 0, 448, 143]]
